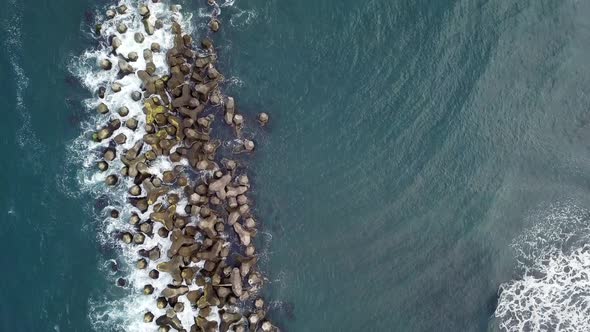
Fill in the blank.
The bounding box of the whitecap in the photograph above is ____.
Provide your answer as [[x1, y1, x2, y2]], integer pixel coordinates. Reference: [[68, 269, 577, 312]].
[[495, 202, 590, 332], [228, 8, 258, 28]]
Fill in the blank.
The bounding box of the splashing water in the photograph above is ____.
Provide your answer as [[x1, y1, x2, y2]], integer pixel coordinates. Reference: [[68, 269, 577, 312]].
[[495, 202, 590, 332], [68, 2, 218, 330]]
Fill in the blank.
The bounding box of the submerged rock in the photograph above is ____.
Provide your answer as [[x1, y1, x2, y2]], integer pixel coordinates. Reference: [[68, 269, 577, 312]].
[[117, 23, 127, 33], [99, 59, 112, 70], [127, 52, 138, 62], [131, 91, 142, 101], [118, 59, 134, 75], [149, 269, 160, 279], [151, 42, 161, 52], [105, 174, 118, 186], [117, 106, 129, 116], [114, 133, 127, 145], [161, 285, 189, 298], [97, 86, 106, 98], [106, 9, 116, 19], [97, 161, 108, 172], [209, 19, 220, 32], [111, 37, 122, 50], [126, 118, 138, 130], [97, 103, 109, 114], [243, 139, 255, 151], [156, 297, 168, 309], [136, 258, 147, 269], [103, 148, 116, 161], [201, 38, 213, 50], [116, 4, 127, 14], [134, 32, 145, 43], [144, 312, 154, 323], [111, 82, 122, 92], [233, 222, 252, 246], [138, 4, 150, 17], [143, 284, 155, 295], [231, 268, 243, 297], [258, 112, 269, 125], [143, 19, 155, 35]]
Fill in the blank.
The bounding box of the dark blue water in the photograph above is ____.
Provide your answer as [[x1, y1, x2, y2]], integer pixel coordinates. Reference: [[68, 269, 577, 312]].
[[2, 0, 590, 331], [0, 0, 105, 331]]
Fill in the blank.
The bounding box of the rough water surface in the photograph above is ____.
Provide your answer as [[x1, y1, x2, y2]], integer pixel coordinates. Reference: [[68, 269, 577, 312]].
[[70, 1, 276, 331]]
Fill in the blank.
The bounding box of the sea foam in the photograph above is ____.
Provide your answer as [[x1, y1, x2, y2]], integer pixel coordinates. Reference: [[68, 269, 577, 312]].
[[68, 1, 218, 331], [495, 202, 590, 332]]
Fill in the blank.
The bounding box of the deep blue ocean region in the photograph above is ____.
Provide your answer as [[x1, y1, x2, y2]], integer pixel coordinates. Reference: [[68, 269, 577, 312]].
[[2, 0, 590, 331]]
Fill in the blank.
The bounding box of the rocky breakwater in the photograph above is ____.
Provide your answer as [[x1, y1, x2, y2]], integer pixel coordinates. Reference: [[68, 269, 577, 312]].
[[89, 2, 277, 331]]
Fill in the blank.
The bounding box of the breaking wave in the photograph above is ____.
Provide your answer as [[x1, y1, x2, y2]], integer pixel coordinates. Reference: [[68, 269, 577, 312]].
[[66, 0, 277, 330], [68, 1, 207, 330], [495, 202, 590, 332]]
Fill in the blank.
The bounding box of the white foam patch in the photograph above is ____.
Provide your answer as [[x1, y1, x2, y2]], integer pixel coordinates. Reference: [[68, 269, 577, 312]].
[[228, 9, 257, 28], [226, 76, 244, 88], [67, 1, 224, 330], [495, 202, 590, 332], [195, 0, 257, 30], [219, 0, 237, 7], [217, 0, 258, 29]]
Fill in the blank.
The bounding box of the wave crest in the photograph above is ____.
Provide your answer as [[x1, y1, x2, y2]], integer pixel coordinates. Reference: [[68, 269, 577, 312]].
[[495, 202, 590, 332]]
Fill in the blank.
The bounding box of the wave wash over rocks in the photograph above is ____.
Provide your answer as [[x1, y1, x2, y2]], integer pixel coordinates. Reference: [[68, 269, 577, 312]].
[[70, 1, 276, 331]]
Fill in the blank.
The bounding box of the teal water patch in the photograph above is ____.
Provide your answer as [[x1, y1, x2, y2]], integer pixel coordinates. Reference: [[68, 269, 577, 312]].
[[217, 0, 590, 331], [0, 0, 105, 331]]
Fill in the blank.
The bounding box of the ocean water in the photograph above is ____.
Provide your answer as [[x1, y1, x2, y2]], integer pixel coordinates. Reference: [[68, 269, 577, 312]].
[[2, 0, 590, 331]]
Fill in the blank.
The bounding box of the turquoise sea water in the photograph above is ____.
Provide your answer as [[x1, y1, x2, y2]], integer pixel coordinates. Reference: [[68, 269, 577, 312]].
[[2, 0, 590, 331]]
